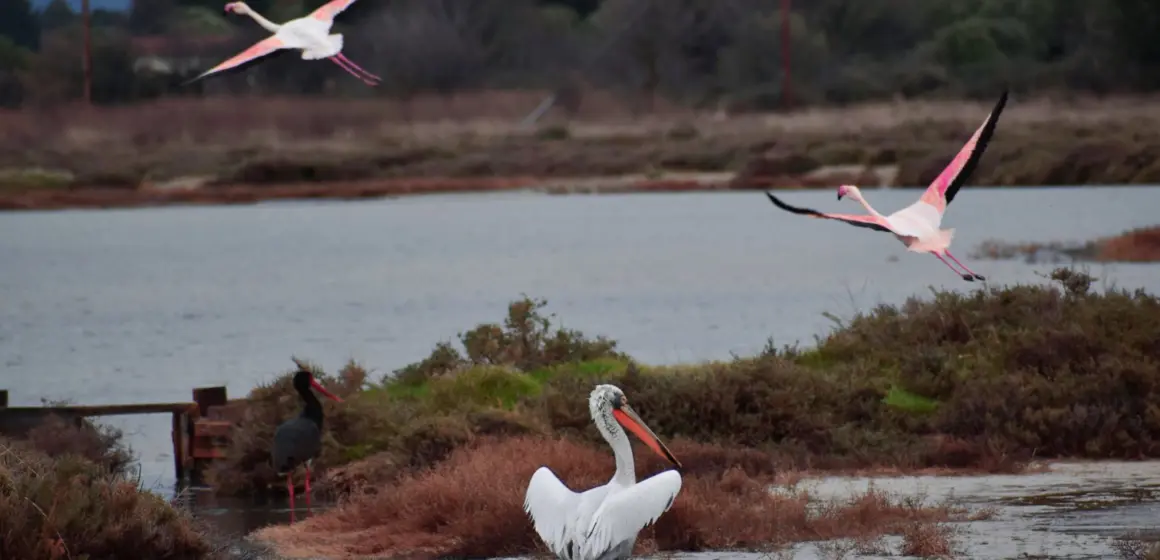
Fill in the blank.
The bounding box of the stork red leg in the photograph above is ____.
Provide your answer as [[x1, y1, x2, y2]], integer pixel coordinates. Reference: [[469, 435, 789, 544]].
[[304, 466, 313, 512], [286, 473, 296, 523]]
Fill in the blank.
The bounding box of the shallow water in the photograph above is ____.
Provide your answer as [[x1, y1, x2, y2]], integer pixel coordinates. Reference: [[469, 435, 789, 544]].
[[2, 186, 1159, 545]]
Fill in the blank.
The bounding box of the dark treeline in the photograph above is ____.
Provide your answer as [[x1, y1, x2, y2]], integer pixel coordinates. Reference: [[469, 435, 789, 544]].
[[1, 0, 1159, 110]]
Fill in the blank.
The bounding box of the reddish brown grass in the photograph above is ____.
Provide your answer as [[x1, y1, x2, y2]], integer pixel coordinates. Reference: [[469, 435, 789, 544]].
[[23, 415, 135, 476], [899, 520, 957, 558], [252, 436, 965, 559], [1098, 226, 1160, 262], [0, 438, 210, 559]]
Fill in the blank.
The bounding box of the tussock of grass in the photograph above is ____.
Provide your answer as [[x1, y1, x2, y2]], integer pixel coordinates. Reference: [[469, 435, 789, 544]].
[[0, 438, 210, 559], [251, 436, 964, 559], [974, 225, 1160, 264], [23, 415, 135, 476], [899, 519, 958, 558], [1115, 533, 1160, 560]]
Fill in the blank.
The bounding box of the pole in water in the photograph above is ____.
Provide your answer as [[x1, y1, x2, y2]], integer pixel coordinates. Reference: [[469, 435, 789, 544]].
[[780, 0, 792, 109], [82, 0, 93, 105]]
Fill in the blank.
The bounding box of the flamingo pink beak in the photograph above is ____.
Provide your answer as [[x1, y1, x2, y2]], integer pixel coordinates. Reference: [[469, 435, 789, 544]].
[[224, 3, 236, 13]]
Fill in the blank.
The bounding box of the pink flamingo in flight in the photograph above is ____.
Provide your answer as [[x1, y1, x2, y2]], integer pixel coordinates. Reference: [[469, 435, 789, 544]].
[[187, 1, 381, 86], [765, 90, 1008, 282]]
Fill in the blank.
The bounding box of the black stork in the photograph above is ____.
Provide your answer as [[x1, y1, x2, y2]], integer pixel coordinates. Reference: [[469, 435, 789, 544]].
[[273, 366, 342, 515]]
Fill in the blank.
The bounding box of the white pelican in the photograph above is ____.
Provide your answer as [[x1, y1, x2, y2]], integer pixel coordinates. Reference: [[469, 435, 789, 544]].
[[187, 1, 381, 86], [524, 384, 682, 560], [765, 90, 1009, 282]]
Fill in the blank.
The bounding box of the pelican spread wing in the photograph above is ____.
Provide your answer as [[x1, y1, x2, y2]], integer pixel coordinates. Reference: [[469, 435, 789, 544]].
[[525, 467, 586, 558], [580, 470, 682, 559]]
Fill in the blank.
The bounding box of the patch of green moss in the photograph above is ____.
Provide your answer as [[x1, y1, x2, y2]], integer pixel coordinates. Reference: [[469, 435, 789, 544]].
[[883, 386, 940, 414]]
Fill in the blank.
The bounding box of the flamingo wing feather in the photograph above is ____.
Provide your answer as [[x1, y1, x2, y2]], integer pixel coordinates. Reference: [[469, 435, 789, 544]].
[[310, 0, 360, 22], [921, 90, 1009, 209], [525, 467, 584, 559], [188, 36, 287, 83], [765, 192, 894, 233], [580, 470, 682, 559]]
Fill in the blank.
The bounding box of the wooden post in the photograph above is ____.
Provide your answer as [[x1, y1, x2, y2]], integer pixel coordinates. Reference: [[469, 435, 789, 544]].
[[81, 0, 93, 105], [781, 0, 793, 110], [172, 411, 185, 484], [192, 386, 228, 417], [0, 390, 7, 408]]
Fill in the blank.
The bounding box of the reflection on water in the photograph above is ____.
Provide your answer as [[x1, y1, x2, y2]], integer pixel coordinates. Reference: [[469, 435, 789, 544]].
[[179, 486, 336, 539]]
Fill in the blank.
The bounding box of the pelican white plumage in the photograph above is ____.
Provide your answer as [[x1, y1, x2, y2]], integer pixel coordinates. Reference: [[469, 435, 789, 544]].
[[187, 1, 380, 86], [524, 384, 682, 560], [765, 90, 1009, 281]]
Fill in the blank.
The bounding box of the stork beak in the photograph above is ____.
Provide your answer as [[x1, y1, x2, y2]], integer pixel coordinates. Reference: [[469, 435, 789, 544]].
[[612, 404, 681, 469], [309, 378, 343, 402]]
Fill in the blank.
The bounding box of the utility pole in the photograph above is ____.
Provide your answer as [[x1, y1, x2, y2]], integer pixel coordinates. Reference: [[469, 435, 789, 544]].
[[82, 0, 93, 105], [781, 0, 792, 110]]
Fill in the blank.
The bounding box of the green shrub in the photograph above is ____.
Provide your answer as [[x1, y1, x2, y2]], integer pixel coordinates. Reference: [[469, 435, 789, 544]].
[[211, 269, 1160, 497]]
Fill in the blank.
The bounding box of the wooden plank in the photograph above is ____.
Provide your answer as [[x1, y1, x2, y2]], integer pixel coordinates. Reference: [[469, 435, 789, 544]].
[[0, 403, 197, 417], [0, 390, 7, 408], [191, 445, 227, 459], [206, 400, 247, 422], [193, 420, 232, 437]]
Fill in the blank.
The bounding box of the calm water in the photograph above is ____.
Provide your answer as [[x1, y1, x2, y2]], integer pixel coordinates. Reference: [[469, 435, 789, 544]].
[[1, 186, 1159, 492]]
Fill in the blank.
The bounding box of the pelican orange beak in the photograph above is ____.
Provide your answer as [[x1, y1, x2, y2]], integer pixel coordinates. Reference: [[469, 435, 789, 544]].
[[309, 378, 343, 403], [613, 403, 681, 469]]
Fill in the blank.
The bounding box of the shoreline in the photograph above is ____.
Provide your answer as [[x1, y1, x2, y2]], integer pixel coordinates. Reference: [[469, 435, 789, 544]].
[[0, 175, 1135, 213], [6, 93, 1160, 212]]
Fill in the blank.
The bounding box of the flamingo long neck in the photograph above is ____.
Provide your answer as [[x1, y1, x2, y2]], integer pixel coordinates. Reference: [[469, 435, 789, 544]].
[[237, 5, 281, 33], [853, 192, 884, 217], [297, 386, 324, 428], [596, 408, 636, 486]]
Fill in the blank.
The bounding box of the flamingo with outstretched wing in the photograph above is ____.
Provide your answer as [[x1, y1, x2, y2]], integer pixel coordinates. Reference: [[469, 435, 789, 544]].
[[187, 1, 380, 86], [765, 90, 1009, 281]]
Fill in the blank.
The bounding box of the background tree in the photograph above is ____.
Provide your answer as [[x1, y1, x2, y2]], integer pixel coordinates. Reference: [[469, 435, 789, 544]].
[[0, 0, 40, 51]]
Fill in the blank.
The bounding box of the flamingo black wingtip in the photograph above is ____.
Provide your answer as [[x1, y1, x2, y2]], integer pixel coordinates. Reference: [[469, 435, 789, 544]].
[[764, 190, 787, 209], [764, 191, 807, 215]]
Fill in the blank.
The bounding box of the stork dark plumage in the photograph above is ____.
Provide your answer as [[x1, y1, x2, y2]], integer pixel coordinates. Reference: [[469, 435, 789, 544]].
[[273, 368, 342, 515]]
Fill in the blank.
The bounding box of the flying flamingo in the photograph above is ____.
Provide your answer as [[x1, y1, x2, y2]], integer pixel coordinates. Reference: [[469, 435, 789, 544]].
[[272, 361, 342, 522], [765, 90, 1009, 281], [187, 1, 381, 86], [524, 384, 682, 560]]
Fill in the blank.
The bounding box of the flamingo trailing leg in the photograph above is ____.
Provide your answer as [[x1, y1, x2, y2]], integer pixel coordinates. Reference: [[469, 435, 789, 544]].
[[524, 384, 682, 560], [187, 1, 381, 86], [765, 90, 1009, 282]]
